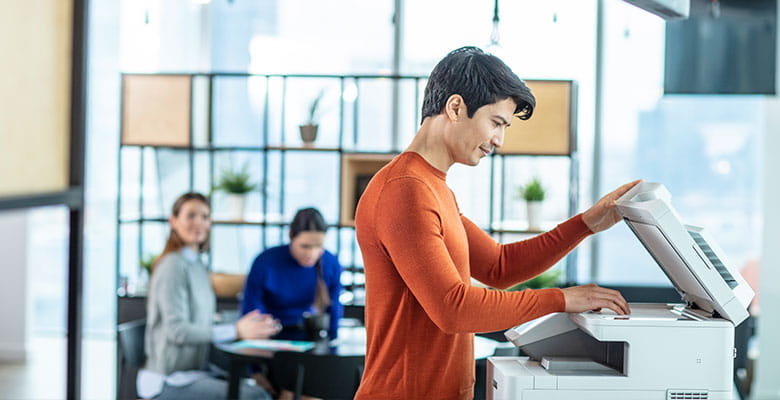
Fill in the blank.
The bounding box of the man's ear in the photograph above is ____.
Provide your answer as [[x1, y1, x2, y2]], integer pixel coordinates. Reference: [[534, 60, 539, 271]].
[[445, 94, 466, 122]]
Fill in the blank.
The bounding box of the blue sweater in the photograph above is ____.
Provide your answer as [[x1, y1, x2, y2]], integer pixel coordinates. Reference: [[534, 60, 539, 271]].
[[241, 245, 343, 339]]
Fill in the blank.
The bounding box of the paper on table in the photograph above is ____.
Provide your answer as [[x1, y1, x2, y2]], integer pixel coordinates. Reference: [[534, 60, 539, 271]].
[[233, 339, 315, 352]]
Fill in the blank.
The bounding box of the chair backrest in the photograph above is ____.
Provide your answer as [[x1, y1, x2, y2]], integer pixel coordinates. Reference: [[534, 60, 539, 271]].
[[272, 351, 364, 400], [118, 319, 146, 367], [116, 319, 146, 400]]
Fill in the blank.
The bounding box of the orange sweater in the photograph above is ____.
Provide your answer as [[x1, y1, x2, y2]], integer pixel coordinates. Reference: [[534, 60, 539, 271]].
[[354, 152, 593, 400]]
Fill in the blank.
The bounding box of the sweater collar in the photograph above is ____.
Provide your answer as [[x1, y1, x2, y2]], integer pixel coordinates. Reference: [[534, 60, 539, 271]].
[[180, 247, 200, 263], [402, 152, 447, 181]]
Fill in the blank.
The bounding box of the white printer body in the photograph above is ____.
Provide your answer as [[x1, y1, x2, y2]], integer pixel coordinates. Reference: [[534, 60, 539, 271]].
[[487, 182, 754, 400]]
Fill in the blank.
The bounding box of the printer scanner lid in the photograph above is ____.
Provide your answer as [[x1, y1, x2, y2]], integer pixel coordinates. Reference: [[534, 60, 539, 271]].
[[615, 182, 754, 325]]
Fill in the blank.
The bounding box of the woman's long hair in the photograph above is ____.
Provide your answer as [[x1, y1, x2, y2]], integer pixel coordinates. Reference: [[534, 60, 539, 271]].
[[289, 208, 331, 314], [153, 192, 211, 272]]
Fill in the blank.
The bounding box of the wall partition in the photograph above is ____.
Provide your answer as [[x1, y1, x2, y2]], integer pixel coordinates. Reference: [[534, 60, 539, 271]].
[[0, 1, 88, 399]]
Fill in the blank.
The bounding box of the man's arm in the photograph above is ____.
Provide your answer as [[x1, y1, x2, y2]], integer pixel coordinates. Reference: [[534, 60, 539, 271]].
[[465, 179, 641, 314], [376, 177, 566, 334], [463, 214, 592, 289]]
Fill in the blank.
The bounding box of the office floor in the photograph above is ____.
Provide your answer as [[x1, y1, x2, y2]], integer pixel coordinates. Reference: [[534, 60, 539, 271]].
[[0, 335, 115, 400]]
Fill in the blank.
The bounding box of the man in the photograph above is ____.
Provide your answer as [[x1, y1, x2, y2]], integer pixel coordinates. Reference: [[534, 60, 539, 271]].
[[354, 46, 638, 400]]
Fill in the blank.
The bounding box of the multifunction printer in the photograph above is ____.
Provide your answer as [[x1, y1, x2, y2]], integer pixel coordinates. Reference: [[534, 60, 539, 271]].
[[487, 182, 754, 400]]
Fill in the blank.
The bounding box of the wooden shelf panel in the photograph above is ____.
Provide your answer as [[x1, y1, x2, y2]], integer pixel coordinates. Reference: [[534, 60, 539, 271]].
[[0, 2, 73, 197], [339, 153, 397, 226], [121, 74, 192, 147], [498, 80, 575, 155]]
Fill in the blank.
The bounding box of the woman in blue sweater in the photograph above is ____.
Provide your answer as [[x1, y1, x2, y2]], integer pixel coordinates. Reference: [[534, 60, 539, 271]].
[[241, 208, 343, 340]]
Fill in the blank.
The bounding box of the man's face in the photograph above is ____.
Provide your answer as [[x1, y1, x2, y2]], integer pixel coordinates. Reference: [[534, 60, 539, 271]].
[[448, 97, 515, 166]]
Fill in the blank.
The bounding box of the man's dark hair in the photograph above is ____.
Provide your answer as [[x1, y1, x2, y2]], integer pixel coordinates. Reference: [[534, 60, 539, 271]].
[[420, 46, 535, 123]]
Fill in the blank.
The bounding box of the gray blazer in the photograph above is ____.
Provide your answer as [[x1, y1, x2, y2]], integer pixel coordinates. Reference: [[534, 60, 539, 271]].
[[144, 248, 216, 375]]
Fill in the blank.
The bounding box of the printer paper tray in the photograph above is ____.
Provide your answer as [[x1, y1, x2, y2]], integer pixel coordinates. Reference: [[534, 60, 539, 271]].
[[539, 356, 622, 376]]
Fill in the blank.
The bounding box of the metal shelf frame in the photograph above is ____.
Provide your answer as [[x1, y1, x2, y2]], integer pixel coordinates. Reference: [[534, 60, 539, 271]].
[[116, 73, 579, 306]]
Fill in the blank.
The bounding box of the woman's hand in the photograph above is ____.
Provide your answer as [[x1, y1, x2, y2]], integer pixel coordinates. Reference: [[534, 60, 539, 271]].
[[582, 180, 641, 233], [236, 310, 282, 340], [561, 283, 630, 315]]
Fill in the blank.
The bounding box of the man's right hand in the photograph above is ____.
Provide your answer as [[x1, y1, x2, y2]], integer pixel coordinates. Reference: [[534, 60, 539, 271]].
[[560, 283, 630, 315]]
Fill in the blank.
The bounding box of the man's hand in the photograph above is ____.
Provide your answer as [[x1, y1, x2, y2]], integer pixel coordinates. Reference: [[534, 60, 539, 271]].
[[582, 180, 641, 233], [236, 310, 282, 340], [561, 283, 630, 315]]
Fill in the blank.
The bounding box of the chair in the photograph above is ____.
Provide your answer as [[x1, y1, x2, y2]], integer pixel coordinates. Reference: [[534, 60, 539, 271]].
[[117, 319, 146, 400], [272, 351, 364, 400]]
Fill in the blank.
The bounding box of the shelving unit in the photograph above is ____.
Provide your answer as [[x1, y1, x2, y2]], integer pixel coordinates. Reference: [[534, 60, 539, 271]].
[[340, 152, 397, 227], [490, 79, 579, 283], [116, 73, 579, 307]]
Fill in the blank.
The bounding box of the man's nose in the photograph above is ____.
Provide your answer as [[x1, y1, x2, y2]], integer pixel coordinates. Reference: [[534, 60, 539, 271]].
[[492, 129, 505, 149]]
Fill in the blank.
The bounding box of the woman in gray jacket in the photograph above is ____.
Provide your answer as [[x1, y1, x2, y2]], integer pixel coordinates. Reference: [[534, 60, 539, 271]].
[[137, 192, 277, 400]]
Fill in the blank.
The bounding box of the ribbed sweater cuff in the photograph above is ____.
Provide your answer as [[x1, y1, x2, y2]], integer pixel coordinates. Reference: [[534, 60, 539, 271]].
[[560, 213, 594, 237], [534, 287, 567, 314]]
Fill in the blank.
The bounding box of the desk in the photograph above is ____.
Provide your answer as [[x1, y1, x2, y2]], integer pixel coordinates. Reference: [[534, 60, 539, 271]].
[[215, 326, 366, 399], [215, 326, 502, 399]]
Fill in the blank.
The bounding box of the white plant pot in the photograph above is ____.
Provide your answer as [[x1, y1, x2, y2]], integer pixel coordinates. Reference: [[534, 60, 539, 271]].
[[526, 201, 543, 231], [226, 193, 247, 221], [135, 268, 150, 295]]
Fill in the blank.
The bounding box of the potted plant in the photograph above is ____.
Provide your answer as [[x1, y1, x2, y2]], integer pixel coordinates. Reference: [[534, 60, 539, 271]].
[[299, 89, 324, 147], [215, 163, 258, 221], [137, 253, 156, 293], [518, 177, 545, 231], [139, 253, 155, 276], [506, 269, 562, 291]]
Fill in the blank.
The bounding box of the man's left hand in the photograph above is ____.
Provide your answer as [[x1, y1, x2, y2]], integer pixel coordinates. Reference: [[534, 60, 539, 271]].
[[582, 180, 641, 233]]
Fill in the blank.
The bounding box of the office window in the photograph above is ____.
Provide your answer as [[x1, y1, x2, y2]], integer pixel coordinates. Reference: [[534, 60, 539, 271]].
[[121, 1, 394, 73], [241, 0, 394, 74], [593, 1, 764, 285], [402, 0, 598, 233], [18, 0, 395, 336], [35, 1, 757, 337], [27, 207, 68, 333]]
